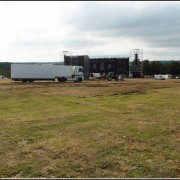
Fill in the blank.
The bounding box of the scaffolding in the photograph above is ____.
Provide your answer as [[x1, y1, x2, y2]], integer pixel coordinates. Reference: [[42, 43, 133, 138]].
[[129, 49, 143, 77]]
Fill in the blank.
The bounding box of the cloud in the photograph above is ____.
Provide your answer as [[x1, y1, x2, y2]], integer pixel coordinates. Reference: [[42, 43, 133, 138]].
[[66, 1, 180, 48], [0, 1, 180, 62]]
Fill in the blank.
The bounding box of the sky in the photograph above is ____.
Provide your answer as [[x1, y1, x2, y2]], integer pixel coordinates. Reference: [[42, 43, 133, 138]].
[[0, 1, 180, 62]]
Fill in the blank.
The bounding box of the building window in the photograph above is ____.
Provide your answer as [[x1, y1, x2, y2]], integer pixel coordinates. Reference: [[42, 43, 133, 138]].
[[93, 64, 96, 69], [100, 62, 104, 70]]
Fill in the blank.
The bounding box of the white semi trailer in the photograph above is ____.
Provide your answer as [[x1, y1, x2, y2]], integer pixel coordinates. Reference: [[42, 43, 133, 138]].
[[11, 63, 84, 82]]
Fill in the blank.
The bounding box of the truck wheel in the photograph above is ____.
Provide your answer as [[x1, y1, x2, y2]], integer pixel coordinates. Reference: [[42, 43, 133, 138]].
[[107, 75, 112, 81], [78, 77, 82, 82]]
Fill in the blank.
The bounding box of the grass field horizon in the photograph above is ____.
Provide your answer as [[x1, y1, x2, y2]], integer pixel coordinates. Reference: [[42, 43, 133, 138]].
[[0, 79, 179, 178]]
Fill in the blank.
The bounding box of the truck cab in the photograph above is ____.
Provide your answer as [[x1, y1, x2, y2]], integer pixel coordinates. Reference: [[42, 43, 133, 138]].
[[70, 66, 84, 82]]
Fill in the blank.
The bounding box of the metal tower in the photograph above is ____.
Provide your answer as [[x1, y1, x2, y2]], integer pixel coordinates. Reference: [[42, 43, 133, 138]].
[[129, 49, 143, 78]]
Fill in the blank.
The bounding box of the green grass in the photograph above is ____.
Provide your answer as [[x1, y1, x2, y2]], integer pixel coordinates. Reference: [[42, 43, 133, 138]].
[[0, 79, 179, 178]]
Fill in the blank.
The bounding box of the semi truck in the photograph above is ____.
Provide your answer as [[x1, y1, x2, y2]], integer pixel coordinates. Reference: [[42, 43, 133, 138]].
[[11, 63, 84, 83]]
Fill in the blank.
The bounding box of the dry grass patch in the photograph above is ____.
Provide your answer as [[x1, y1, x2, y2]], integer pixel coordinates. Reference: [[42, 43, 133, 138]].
[[0, 79, 179, 178]]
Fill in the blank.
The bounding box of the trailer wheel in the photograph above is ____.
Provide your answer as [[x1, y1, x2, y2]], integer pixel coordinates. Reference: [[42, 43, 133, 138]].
[[22, 79, 27, 83], [58, 78, 62, 82], [61, 77, 66, 82]]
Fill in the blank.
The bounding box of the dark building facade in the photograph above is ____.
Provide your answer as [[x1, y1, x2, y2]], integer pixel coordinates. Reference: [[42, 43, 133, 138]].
[[89, 57, 129, 76], [64, 55, 89, 79], [64, 55, 129, 79]]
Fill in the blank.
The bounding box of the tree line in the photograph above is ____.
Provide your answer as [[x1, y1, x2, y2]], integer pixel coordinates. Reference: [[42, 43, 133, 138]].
[[0, 62, 11, 78], [142, 60, 180, 75]]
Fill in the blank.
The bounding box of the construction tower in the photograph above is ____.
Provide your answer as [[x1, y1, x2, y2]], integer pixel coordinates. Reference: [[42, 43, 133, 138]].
[[129, 49, 143, 78]]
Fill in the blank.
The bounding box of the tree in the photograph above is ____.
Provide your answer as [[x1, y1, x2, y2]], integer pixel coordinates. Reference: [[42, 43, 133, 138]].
[[0, 62, 11, 78], [167, 61, 180, 75], [161, 63, 168, 74], [150, 61, 163, 74], [142, 60, 151, 75]]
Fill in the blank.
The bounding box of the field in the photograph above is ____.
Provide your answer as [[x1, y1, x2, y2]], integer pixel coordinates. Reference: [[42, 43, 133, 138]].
[[0, 78, 179, 178]]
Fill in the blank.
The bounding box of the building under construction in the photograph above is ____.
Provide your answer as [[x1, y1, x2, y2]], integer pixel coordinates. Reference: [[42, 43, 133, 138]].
[[64, 55, 129, 79]]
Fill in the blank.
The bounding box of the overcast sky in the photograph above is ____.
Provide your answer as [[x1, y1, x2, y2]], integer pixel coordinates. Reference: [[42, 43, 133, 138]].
[[0, 1, 180, 62]]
